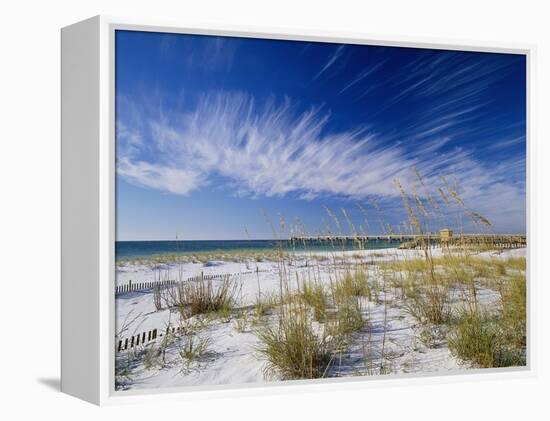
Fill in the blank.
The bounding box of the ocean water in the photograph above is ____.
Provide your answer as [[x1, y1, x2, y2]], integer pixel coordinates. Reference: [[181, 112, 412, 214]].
[[115, 239, 401, 260]]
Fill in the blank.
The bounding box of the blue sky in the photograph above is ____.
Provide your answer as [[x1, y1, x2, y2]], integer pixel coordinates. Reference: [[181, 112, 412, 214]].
[[115, 30, 526, 241]]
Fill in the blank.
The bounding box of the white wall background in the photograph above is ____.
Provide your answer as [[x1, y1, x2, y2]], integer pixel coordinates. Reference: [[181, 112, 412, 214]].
[[0, 0, 548, 418]]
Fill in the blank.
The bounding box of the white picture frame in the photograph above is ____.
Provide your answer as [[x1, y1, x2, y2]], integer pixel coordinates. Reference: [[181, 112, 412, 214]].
[[61, 15, 535, 405]]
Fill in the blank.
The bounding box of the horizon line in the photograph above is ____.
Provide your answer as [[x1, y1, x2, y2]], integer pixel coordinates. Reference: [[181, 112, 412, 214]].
[[116, 232, 527, 242]]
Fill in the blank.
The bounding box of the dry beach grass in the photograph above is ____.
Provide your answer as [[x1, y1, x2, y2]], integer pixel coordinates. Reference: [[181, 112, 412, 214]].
[[114, 173, 526, 389]]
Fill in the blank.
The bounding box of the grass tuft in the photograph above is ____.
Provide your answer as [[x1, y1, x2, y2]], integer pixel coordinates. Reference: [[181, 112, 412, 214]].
[[333, 270, 371, 302], [298, 278, 328, 322], [448, 310, 524, 368], [256, 303, 335, 380], [174, 275, 239, 318]]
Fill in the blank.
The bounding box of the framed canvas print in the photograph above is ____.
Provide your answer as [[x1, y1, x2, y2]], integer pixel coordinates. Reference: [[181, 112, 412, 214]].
[[61, 16, 532, 405]]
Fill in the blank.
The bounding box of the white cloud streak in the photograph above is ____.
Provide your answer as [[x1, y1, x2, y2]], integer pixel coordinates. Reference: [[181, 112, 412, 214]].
[[117, 92, 525, 232], [313, 45, 345, 80], [338, 61, 385, 95]]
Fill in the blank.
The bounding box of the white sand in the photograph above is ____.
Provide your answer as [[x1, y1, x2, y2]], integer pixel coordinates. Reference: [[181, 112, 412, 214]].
[[115, 247, 526, 391]]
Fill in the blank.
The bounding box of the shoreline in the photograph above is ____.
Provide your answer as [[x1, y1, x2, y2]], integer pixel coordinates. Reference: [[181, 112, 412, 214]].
[[115, 246, 525, 284], [115, 241, 403, 266]]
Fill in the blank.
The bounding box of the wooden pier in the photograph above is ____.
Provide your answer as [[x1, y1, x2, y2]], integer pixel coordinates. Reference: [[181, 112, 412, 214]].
[[289, 232, 526, 250]]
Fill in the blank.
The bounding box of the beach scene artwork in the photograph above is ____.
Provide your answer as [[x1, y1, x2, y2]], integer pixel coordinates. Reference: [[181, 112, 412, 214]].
[[114, 30, 527, 391]]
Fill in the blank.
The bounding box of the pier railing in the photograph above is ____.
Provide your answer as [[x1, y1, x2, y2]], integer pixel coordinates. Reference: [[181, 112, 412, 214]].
[[289, 234, 526, 250]]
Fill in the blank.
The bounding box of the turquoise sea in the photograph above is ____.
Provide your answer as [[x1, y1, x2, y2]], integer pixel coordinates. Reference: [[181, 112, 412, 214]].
[[115, 239, 401, 261]]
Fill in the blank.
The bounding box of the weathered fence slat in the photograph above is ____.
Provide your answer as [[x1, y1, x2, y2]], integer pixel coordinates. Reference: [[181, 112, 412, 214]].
[[116, 327, 164, 353]]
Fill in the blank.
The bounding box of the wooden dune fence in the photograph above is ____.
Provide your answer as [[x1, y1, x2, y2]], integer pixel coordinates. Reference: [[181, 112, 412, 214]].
[[115, 269, 270, 295], [115, 279, 176, 294], [117, 328, 158, 352], [117, 325, 206, 353]]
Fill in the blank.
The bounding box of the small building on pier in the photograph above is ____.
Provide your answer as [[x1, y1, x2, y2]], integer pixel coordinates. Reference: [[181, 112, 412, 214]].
[[439, 228, 453, 241]]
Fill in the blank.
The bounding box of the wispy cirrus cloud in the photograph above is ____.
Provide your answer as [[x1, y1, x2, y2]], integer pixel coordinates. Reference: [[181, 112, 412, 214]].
[[338, 61, 385, 95], [383, 51, 518, 111], [313, 45, 345, 80], [118, 158, 206, 195], [116, 92, 525, 232]]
